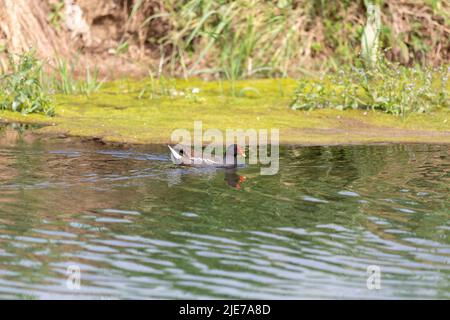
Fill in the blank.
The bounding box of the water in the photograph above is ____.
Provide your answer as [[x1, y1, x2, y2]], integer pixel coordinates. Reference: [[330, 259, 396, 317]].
[[0, 125, 448, 299]]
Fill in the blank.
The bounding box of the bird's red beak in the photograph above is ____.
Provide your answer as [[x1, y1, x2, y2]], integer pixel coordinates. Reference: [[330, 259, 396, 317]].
[[237, 146, 246, 157]]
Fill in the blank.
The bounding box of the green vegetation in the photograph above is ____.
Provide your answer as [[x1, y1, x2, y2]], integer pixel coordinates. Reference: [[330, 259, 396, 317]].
[[291, 61, 449, 115], [133, 0, 449, 77], [0, 52, 104, 116], [0, 79, 448, 145], [51, 59, 103, 96], [0, 51, 54, 116], [288, 1, 449, 115], [48, 0, 65, 32]]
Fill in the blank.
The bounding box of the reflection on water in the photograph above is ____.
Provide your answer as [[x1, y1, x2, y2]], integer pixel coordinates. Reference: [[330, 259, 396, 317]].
[[0, 125, 448, 299]]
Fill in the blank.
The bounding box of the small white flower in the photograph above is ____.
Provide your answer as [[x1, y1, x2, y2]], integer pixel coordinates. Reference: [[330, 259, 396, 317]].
[[192, 88, 200, 94]]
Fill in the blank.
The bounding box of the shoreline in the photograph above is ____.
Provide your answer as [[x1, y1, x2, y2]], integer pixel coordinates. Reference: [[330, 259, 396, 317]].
[[2, 120, 449, 150], [0, 79, 448, 147]]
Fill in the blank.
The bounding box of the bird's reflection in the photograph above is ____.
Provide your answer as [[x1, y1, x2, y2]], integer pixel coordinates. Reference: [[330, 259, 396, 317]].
[[224, 168, 246, 189]]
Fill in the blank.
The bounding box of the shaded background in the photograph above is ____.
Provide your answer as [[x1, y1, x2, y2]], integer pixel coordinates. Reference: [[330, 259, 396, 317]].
[[0, 0, 448, 78]]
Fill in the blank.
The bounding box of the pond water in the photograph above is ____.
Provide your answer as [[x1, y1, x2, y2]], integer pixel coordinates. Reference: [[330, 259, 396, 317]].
[[0, 125, 448, 299]]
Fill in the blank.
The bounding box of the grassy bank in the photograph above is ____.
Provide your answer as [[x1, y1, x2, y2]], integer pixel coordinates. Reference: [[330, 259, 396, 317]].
[[0, 78, 448, 145]]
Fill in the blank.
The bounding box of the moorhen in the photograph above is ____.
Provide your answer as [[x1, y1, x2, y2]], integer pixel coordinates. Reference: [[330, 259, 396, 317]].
[[168, 144, 245, 168]]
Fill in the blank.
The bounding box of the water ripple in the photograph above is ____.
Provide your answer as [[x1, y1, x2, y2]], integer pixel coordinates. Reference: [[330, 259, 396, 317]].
[[0, 142, 448, 299]]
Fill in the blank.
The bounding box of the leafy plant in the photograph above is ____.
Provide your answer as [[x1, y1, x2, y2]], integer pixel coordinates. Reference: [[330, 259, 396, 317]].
[[291, 60, 449, 115], [0, 51, 54, 116]]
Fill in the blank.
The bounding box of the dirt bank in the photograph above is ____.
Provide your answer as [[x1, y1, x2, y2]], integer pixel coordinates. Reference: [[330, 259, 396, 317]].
[[0, 1, 448, 78]]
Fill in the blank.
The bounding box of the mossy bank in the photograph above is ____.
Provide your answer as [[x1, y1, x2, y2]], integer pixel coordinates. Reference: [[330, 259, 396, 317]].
[[0, 79, 449, 146]]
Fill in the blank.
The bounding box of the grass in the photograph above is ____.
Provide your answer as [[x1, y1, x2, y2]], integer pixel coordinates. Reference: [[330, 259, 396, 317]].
[[52, 59, 77, 94], [52, 58, 103, 95]]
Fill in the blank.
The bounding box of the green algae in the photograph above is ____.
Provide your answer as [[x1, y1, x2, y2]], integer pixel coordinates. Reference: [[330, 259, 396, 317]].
[[0, 78, 449, 145]]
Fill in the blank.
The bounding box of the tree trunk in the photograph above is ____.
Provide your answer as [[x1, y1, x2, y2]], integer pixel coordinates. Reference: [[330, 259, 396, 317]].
[[0, 0, 68, 58]]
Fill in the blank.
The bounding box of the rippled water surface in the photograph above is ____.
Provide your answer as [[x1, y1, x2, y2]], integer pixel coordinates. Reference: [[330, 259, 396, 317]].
[[0, 126, 448, 299]]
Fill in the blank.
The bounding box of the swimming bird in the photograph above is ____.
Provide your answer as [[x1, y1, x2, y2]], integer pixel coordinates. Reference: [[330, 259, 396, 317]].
[[168, 144, 245, 168]]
